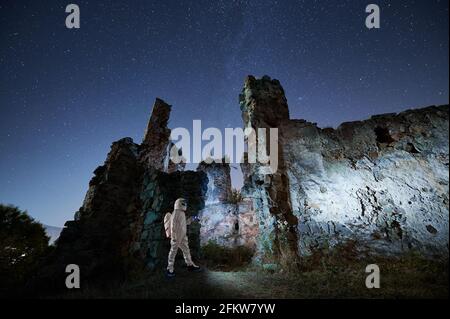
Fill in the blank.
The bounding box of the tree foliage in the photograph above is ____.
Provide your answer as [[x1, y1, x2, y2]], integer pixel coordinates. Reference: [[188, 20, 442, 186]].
[[0, 204, 50, 295]]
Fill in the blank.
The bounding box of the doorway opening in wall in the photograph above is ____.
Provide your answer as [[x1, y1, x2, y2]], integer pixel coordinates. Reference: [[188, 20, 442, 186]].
[[230, 165, 243, 190], [229, 165, 244, 204]]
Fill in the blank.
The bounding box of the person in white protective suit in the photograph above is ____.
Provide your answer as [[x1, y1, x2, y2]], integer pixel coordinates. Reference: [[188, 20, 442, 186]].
[[165, 198, 201, 277]]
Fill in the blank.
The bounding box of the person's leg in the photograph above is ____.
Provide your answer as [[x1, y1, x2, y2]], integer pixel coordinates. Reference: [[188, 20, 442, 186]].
[[167, 238, 180, 272], [179, 236, 195, 266]]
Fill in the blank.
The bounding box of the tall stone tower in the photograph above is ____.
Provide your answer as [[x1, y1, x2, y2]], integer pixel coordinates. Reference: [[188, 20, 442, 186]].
[[239, 75, 300, 269], [140, 98, 172, 171]]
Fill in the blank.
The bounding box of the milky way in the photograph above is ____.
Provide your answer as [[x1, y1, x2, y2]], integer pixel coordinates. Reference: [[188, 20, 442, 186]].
[[0, 0, 448, 225]]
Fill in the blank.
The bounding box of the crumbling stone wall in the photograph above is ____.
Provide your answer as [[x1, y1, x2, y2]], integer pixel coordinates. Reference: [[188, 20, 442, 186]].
[[199, 203, 239, 247], [197, 160, 258, 250], [35, 77, 449, 291], [240, 75, 449, 260], [198, 200, 259, 250], [237, 200, 259, 249], [281, 105, 449, 256], [138, 168, 207, 269], [37, 98, 207, 289], [197, 161, 232, 204], [140, 98, 172, 171], [35, 137, 143, 289]]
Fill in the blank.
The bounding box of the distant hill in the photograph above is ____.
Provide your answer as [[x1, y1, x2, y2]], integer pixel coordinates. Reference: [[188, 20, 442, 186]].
[[44, 225, 62, 245]]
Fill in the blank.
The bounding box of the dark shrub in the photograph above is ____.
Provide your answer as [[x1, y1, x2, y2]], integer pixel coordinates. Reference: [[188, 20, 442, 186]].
[[201, 240, 253, 270], [0, 204, 50, 296]]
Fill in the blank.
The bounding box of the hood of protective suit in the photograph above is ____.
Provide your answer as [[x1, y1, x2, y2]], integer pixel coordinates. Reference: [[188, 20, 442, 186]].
[[174, 198, 187, 211]]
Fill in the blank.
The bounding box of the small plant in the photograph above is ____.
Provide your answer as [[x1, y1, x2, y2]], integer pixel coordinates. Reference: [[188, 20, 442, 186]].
[[227, 188, 243, 205]]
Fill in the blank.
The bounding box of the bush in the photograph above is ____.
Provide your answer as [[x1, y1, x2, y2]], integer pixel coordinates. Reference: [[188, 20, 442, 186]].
[[0, 204, 50, 296], [201, 240, 253, 270]]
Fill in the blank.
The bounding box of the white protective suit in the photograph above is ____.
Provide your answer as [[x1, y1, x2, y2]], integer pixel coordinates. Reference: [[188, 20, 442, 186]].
[[167, 198, 197, 272]]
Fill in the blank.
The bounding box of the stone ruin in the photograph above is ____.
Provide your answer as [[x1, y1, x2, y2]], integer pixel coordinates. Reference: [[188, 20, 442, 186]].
[[37, 75, 449, 288], [240, 76, 448, 267], [197, 161, 258, 250]]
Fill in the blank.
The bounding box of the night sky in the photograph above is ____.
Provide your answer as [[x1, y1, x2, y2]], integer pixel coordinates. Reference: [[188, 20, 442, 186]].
[[0, 0, 448, 226]]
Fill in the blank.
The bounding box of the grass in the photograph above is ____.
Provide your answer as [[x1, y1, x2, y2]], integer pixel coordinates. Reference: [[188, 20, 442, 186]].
[[52, 245, 448, 299]]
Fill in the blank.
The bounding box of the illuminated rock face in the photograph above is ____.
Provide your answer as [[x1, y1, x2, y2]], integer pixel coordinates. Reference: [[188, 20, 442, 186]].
[[240, 75, 301, 268], [236, 200, 259, 249], [197, 161, 258, 250], [241, 75, 449, 259], [197, 161, 232, 205], [198, 201, 258, 250], [197, 161, 234, 247], [199, 203, 238, 247], [282, 106, 449, 256]]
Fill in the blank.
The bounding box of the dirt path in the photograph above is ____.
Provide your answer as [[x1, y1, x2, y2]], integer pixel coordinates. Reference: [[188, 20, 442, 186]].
[[63, 262, 448, 299], [122, 269, 321, 299]]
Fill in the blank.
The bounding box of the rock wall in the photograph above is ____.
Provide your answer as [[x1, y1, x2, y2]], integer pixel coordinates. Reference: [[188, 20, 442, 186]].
[[240, 75, 449, 261], [34, 77, 449, 290], [199, 202, 239, 247], [140, 98, 172, 171], [196, 160, 232, 248], [35, 137, 143, 289], [138, 168, 207, 269], [198, 201, 258, 249], [197, 160, 258, 250], [197, 161, 232, 205], [37, 98, 208, 289], [236, 200, 259, 249], [282, 106, 449, 256], [239, 75, 301, 269]]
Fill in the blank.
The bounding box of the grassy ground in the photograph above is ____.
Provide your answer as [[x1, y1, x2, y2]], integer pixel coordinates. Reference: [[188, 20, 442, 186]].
[[58, 252, 448, 299]]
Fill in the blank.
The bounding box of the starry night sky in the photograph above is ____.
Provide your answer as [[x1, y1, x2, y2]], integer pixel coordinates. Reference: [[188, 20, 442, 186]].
[[0, 0, 448, 226]]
